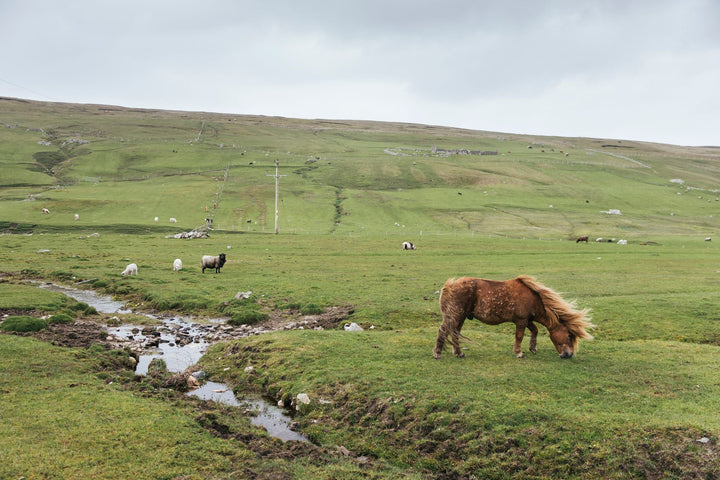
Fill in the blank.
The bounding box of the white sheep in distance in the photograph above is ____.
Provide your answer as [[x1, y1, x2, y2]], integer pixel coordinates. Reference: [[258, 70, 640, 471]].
[[121, 263, 138, 276], [173, 258, 183, 271], [169, 217, 177, 223]]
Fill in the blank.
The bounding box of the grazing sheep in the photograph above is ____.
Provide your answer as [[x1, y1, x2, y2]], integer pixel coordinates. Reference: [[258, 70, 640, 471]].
[[173, 258, 182, 271], [617, 239, 627, 245], [402, 241, 416, 250], [154, 216, 159, 223], [41, 208, 50, 214], [121, 263, 138, 276], [74, 214, 79, 220], [705, 237, 712, 242], [201, 253, 226, 273], [169, 217, 177, 223]]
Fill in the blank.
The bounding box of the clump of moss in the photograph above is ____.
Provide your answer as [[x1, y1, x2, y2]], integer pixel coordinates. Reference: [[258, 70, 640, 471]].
[[0, 316, 48, 332]]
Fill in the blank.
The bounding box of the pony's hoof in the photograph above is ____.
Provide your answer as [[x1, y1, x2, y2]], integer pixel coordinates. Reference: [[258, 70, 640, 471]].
[[454, 352, 465, 358], [530, 348, 537, 354], [516, 352, 525, 359], [433, 353, 441, 360]]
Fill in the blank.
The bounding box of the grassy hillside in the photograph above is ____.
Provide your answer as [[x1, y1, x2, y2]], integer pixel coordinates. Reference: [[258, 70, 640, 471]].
[[2, 96, 719, 239], [1, 97, 720, 479]]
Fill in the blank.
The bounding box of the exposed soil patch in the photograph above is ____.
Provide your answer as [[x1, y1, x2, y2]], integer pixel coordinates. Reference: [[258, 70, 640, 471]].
[[29, 320, 112, 348]]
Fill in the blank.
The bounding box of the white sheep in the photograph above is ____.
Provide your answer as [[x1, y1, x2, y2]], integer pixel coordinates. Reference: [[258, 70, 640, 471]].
[[173, 258, 182, 271], [121, 263, 138, 276], [41, 208, 50, 214], [154, 216, 159, 223], [169, 217, 177, 223], [402, 241, 416, 250], [74, 214, 79, 220]]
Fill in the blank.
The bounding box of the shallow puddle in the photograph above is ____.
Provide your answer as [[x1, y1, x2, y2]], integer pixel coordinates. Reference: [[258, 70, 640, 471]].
[[187, 382, 309, 442], [39, 282, 131, 314], [40, 282, 308, 442]]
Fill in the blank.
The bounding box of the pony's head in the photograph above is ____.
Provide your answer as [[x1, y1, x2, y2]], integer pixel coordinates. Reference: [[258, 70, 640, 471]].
[[548, 325, 577, 359]]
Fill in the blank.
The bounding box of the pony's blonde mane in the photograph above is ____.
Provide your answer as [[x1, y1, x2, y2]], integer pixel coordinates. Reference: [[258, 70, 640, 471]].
[[516, 275, 594, 349]]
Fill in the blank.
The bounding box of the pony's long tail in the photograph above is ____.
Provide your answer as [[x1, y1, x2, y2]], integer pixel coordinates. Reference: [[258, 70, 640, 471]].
[[516, 275, 595, 348]]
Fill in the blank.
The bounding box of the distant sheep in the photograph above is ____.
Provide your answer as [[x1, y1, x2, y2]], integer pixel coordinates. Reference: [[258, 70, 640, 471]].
[[169, 217, 177, 223], [41, 208, 50, 214], [705, 237, 712, 242], [576, 235, 589, 243], [173, 258, 182, 271], [154, 217, 159, 223], [201, 253, 226, 273], [402, 241, 416, 250], [617, 239, 627, 245], [74, 214, 79, 220], [121, 263, 138, 276]]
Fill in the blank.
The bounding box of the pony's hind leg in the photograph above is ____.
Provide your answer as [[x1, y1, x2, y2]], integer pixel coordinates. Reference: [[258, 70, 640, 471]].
[[527, 322, 539, 354], [450, 318, 466, 357], [433, 326, 447, 359], [433, 316, 465, 359]]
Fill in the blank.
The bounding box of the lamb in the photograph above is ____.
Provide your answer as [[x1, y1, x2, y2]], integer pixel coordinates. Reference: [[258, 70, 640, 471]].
[[173, 258, 182, 271], [201, 253, 226, 273], [121, 263, 138, 276]]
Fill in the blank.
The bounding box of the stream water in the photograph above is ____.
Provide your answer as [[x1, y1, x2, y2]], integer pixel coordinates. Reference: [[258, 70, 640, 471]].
[[39, 282, 308, 442]]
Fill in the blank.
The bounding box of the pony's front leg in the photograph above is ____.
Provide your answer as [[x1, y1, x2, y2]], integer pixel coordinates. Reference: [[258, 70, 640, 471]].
[[514, 324, 526, 358], [527, 322, 538, 354]]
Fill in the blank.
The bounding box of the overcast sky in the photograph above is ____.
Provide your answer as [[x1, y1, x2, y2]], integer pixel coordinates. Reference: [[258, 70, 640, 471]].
[[1, 0, 718, 146]]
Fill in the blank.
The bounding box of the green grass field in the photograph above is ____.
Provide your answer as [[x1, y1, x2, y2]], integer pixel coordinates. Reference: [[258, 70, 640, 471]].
[[1, 97, 719, 479]]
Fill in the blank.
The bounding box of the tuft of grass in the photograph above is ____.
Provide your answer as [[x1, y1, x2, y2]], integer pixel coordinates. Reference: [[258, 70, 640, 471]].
[[0, 316, 48, 332], [300, 303, 323, 315], [48, 313, 74, 324]]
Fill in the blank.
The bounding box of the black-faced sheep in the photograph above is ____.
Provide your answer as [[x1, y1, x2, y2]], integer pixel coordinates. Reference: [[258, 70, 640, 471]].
[[201, 253, 226, 273], [402, 241, 416, 250]]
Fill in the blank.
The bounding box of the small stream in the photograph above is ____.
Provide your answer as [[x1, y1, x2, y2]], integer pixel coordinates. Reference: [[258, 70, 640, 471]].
[[39, 282, 308, 442]]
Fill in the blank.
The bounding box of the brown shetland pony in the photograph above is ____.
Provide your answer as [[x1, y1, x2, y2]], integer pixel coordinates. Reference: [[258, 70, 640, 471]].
[[433, 276, 594, 359]]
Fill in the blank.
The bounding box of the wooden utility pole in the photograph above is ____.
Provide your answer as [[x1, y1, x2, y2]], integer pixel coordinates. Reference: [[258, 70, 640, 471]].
[[266, 160, 286, 234]]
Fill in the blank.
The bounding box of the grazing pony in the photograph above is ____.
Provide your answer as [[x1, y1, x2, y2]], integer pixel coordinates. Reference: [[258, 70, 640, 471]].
[[433, 276, 594, 359], [576, 235, 589, 243], [201, 253, 226, 273]]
